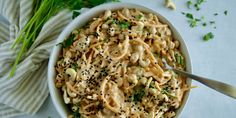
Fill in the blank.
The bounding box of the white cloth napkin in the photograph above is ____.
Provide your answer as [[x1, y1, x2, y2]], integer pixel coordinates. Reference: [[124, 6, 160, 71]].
[[0, 0, 72, 117]]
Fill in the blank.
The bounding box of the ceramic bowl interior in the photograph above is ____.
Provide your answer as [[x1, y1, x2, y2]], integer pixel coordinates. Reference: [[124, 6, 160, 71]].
[[48, 2, 192, 118]]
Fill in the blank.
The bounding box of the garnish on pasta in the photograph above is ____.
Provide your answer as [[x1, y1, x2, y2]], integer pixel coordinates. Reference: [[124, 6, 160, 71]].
[[55, 8, 188, 118]]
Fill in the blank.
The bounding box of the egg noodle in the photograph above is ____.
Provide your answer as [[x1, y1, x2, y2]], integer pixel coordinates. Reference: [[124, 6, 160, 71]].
[[55, 8, 188, 118]]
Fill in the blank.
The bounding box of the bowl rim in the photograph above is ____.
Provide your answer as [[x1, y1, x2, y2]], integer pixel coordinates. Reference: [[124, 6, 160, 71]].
[[48, 2, 192, 118]]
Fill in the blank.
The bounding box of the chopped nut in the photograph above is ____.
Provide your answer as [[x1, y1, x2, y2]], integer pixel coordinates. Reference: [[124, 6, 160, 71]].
[[165, 0, 176, 10]]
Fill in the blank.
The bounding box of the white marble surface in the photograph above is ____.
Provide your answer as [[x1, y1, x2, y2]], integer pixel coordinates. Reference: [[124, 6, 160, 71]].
[[1, 0, 236, 118]]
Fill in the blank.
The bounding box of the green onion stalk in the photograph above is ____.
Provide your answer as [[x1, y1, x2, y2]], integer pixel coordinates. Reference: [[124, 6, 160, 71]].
[[10, 0, 64, 78], [10, 0, 119, 78]]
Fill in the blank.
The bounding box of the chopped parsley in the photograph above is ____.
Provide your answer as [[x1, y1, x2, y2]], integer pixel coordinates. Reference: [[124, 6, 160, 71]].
[[203, 32, 214, 41], [194, 0, 205, 11], [187, 1, 192, 9], [118, 21, 131, 29], [196, 0, 205, 5], [161, 89, 177, 98], [111, 19, 118, 24], [72, 112, 81, 118], [72, 103, 81, 118], [209, 21, 215, 25], [201, 16, 205, 20], [202, 22, 207, 27], [195, 18, 201, 21], [224, 10, 228, 15], [175, 52, 184, 65], [185, 0, 205, 11], [149, 82, 155, 88], [194, 4, 200, 11], [112, 20, 131, 29], [182, 0, 221, 41], [135, 14, 143, 20], [132, 88, 145, 102], [183, 13, 200, 28], [182, 12, 217, 29], [186, 13, 194, 19], [71, 63, 79, 71], [57, 34, 75, 48], [188, 19, 198, 27], [161, 89, 169, 94], [214, 13, 218, 16]]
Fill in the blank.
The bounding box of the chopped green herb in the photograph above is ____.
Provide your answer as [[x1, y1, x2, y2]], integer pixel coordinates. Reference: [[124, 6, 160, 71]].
[[71, 63, 79, 71], [195, 18, 201, 21], [203, 32, 214, 41], [58, 34, 75, 48], [183, 13, 200, 28], [105, 17, 111, 22], [196, 0, 205, 4], [149, 82, 155, 88], [72, 11, 80, 19], [161, 89, 177, 98], [149, 85, 155, 88], [224, 10, 228, 15], [186, 13, 194, 19], [181, 12, 186, 15], [209, 21, 215, 25], [111, 19, 117, 24], [161, 89, 167, 94], [132, 89, 145, 102], [188, 19, 198, 28], [214, 13, 218, 16], [194, 0, 205, 11], [135, 14, 143, 20], [162, 87, 169, 92], [175, 53, 184, 65], [187, 1, 192, 9], [72, 112, 81, 118], [201, 16, 205, 20], [194, 4, 200, 11], [118, 21, 131, 29], [202, 22, 207, 27], [71, 102, 81, 118]]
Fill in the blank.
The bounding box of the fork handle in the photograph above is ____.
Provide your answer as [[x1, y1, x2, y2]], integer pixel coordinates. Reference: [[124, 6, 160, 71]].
[[172, 68, 236, 99]]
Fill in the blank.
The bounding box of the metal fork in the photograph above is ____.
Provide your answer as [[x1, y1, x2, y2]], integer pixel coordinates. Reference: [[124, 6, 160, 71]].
[[162, 58, 236, 99]]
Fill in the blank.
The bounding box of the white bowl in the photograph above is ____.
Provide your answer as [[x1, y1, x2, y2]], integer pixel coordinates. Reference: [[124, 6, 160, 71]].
[[48, 2, 192, 118]]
